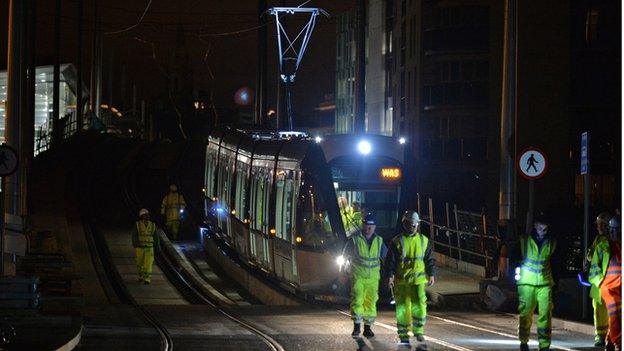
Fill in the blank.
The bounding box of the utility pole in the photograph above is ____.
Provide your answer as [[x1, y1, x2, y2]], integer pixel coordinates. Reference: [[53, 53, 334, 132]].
[[89, 0, 98, 114], [4, 0, 24, 276], [23, 0, 37, 215], [53, 0, 62, 147], [499, 0, 517, 243], [95, 20, 103, 119], [76, 0, 84, 131], [354, 0, 366, 134], [255, 0, 268, 126]]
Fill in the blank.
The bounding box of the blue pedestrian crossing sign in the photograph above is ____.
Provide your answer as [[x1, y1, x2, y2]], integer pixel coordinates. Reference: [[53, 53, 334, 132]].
[[0, 144, 18, 177], [518, 148, 548, 180], [581, 132, 589, 175]]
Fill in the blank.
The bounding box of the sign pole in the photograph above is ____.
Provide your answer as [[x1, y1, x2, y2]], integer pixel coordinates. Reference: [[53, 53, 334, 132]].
[[517, 147, 547, 279], [581, 132, 590, 320], [525, 180, 534, 234], [0, 178, 4, 277]]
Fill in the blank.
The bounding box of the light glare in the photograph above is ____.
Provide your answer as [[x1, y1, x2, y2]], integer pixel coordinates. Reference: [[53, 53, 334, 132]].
[[357, 140, 372, 155]]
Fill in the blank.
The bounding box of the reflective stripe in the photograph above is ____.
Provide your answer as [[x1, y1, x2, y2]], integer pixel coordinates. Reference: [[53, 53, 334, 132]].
[[537, 327, 551, 336], [403, 272, 427, 279], [606, 270, 621, 275], [525, 258, 546, 265], [607, 302, 621, 309], [356, 256, 380, 261], [402, 257, 425, 262], [522, 266, 545, 273]]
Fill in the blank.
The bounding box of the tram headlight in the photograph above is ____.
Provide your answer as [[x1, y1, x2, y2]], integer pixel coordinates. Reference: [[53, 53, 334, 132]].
[[336, 255, 346, 267], [357, 140, 372, 155], [315, 136, 322, 143], [399, 137, 406, 145], [514, 267, 521, 281]]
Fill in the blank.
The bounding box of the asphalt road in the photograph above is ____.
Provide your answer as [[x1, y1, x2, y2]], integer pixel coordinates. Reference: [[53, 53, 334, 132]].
[[78, 304, 599, 351]]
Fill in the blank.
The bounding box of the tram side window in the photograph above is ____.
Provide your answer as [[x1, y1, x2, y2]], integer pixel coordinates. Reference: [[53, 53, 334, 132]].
[[275, 170, 296, 242], [205, 149, 217, 198], [298, 182, 336, 248], [218, 155, 233, 210], [234, 161, 249, 221], [250, 169, 270, 233]]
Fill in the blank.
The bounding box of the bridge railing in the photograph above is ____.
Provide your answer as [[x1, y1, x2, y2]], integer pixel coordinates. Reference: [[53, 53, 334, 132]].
[[416, 195, 501, 277]]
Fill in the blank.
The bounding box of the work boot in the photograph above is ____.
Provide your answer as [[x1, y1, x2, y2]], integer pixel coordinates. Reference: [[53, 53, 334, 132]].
[[398, 338, 410, 347], [363, 325, 374, 338], [605, 342, 616, 351], [538, 348, 550, 351], [520, 343, 529, 351], [351, 323, 361, 337], [415, 334, 425, 342], [596, 339, 607, 347], [143, 280, 151, 285]]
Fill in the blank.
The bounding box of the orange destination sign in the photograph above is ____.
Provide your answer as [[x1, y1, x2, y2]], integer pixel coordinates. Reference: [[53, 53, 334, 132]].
[[380, 167, 401, 180]]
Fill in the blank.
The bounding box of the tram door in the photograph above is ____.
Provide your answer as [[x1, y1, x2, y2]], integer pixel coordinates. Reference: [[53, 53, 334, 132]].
[[249, 165, 272, 269], [273, 167, 299, 283]]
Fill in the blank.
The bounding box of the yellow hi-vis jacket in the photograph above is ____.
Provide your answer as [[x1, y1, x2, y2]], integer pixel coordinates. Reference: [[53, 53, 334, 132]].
[[133, 220, 157, 248], [517, 234, 556, 286], [351, 234, 384, 280], [161, 193, 186, 222], [589, 237, 615, 287], [394, 233, 429, 285]]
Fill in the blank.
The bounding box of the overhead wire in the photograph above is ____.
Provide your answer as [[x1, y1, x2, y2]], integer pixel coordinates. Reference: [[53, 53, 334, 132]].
[[105, 0, 154, 35]]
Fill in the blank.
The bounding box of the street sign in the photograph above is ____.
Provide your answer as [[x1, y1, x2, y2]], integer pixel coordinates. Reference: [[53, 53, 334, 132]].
[[518, 148, 548, 180], [0, 144, 18, 177], [581, 132, 589, 175]]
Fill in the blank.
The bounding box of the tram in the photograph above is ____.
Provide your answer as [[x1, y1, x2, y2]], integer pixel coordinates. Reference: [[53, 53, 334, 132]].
[[203, 127, 407, 298]]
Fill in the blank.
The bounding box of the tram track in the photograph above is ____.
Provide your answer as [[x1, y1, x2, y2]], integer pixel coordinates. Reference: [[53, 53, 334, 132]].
[[75, 137, 173, 351], [120, 140, 286, 351]]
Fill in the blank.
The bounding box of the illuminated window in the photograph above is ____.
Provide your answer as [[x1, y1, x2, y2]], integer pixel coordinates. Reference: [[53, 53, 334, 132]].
[[586, 8, 599, 43]]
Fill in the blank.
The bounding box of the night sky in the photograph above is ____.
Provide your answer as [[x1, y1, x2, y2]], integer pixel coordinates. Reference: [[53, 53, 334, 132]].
[[0, 0, 353, 119]]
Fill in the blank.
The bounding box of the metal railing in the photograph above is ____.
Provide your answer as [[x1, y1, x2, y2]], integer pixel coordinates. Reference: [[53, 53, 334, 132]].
[[417, 195, 501, 276]]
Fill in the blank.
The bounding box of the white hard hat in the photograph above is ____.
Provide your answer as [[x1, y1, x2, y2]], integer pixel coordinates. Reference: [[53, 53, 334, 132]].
[[402, 210, 420, 223], [596, 212, 611, 225], [169, 184, 178, 192], [609, 216, 620, 229], [139, 208, 149, 217]]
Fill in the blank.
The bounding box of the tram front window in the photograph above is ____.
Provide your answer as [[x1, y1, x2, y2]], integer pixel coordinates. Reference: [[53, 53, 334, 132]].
[[331, 160, 401, 239], [336, 189, 399, 238]]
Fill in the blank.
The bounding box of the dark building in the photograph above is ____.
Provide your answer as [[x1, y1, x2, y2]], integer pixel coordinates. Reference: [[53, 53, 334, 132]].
[[389, 0, 502, 213], [389, 0, 620, 223]]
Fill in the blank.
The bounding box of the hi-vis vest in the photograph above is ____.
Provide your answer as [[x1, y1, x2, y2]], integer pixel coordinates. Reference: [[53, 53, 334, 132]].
[[161, 193, 185, 222], [394, 233, 429, 285], [136, 221, 156, 247], [351, 234, 383, 280], [591, 240, 622, 288], [589, 239, 612, 287], [518, 234, 556, 286]]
